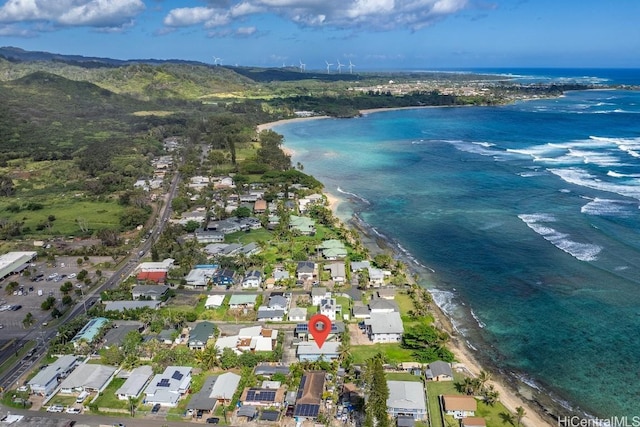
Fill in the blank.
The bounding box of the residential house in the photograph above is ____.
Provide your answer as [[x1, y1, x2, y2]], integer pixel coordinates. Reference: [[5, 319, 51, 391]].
[[350, 260, 370, 272], [187, 373, 241, 416], [368, 267, 385, 286], [178, 210, 207, 226], [228, 294, 258, 309], [461, 418, 487, 427], [204, 295, 225, 309], [311, 287, 331, 306], [293, 372, 325, 419], [377, 288, 397, 300], [296, 342, 340, 362], [144, 366, 192, 407], [104, 301, 161, 312], [256, 307, 285, 322], [132, 284, 170, 300], [206, 219, 241, 234], [289, 215, 316, 235], [365, 312, 404, 343], [273, 269, 290, 283], [242, 270, 262, 289], [324, 262, 346, 284], [116, 365, 154, 400], [295, 322, 344, 343], [204, 243, 229, 256], [253, 364, 290, 378], [288, 307, 307, 322], [28, 355, 78, 396], [136, 271, 167, 285], [386, 381, 427, 420], [369, 298, 400, 314], [254, 199, 267, 214], [442, 395, 477, 419], [425, 361, 453, 382], [317, 239, 347, 260], [188, 321, 216, 350], [241, 242, 261, 256], [240, 387, 286, 407], [185, 269, 213, 289], [237, 326, 277, 352], [211, 269, 235, 287], [59, 364, 116, 394], [71, 317, 110, 348], [194, 229, 224, 244], [157, 328, 177, 345], [268, 295, 288, 311], [137, 258, 174, 273], [319, 298, 341, 321], [296, 261, 315, 281], [102, 321, 145, 349]]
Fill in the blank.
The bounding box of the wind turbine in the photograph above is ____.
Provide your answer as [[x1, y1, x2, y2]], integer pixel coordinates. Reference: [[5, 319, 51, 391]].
[[348, 60, 356, 74], [299, 59, 306, 72], [213, 56, 221, 66], [325, 60, 333, 74], [336, 59, 344, 74]]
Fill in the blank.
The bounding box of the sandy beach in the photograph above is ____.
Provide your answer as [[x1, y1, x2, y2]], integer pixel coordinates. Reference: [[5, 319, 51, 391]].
[[259, 109, 556, 426]]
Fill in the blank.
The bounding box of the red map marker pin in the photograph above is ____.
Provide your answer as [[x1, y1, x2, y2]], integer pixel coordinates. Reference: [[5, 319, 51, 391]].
[[309, 313, 332, 349]]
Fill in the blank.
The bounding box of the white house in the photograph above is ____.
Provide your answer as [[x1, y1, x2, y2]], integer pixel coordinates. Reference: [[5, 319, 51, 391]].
[[144, 366, 192, 407], [28, 355, 78, 396], [311, 287, 331, 306], [319, 298, 341, 321], [116, 365, 154, 400], [365, 312, 404, 343], [324, 262, 346, 284], [288, 307, 307, 322], [242, 270, 262, 289], [386, 381, 427, 420], [204, 295, 225, 309]]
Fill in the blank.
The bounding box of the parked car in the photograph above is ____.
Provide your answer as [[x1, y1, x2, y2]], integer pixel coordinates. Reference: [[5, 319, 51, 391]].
[[47, 405, 64, 413], [151, 403, 161, 413], [66, 407, 81, 414], [206, 418, 220, 424], [10, 305, 22, 311], [68, 273, 77, 279]]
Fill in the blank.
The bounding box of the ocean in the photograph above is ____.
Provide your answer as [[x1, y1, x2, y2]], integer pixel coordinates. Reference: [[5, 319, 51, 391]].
[[273, 69, 640, 418]]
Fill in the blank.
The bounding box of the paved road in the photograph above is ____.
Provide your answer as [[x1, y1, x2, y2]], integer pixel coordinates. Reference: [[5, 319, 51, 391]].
[[0, 171, 181, 393]]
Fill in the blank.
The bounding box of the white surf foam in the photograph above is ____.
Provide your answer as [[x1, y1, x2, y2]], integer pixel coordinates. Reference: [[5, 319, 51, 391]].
[[336, 187, 370, 205], [580, 197, 637, 217], [548, 167, 640, 200], [470, 309, 486, 329], [518, 213, 602, 261]]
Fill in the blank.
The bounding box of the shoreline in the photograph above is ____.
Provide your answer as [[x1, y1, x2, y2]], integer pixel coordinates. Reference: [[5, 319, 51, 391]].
[[345, 214, 556, 427], [261, 108, 560, 426]]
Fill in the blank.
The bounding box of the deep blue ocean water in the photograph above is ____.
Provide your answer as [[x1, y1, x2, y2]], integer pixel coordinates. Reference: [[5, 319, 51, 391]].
[[274, 70, 640, 417]]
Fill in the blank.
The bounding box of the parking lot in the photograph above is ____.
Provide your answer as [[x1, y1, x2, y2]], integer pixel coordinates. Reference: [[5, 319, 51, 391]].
[[0, 256, 114, 331]]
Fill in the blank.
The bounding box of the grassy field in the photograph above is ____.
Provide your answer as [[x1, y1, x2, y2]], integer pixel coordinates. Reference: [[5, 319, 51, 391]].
[[425, 380, 458, 427], [92, 377, 128, 410], [385, 372, 423, 382], [395, 292, 415, 315], [350, 343, 415, 364]]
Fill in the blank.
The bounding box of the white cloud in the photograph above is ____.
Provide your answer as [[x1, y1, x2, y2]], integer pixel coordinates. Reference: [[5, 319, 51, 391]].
[[0, 0, 145, 29], [235, 25, 256, 35], [163, 0, 469, 33], [163, 6, 216, 27]]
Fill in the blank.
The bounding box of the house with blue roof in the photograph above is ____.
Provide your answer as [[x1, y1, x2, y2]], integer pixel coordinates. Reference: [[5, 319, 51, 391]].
[[71, 317, 110, 348]]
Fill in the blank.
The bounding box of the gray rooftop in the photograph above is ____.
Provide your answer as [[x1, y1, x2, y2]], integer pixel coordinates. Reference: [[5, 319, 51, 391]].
[[386, 381, 426, 411], [59, 364, 116, 391], [368, 312, 404, 334]]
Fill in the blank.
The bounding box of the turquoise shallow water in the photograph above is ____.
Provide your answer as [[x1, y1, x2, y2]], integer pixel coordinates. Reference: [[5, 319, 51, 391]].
[[275, 87, 640, 417]]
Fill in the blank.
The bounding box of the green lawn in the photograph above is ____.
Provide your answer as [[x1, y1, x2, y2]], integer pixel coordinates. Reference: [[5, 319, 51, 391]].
[[425, 377, 514, 427], [385, 372, 423, 382], [350, 343, 415, 364], [92, 377, 128, 410], [394, 292, 415, 315]]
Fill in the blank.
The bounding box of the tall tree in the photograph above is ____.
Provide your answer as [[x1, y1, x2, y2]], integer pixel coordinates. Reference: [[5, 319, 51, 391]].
[[364, 354, 390, 427]]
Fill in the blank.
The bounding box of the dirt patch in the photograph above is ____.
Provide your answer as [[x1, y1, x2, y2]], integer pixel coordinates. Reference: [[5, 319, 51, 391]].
[[349, 323, 372, 346]]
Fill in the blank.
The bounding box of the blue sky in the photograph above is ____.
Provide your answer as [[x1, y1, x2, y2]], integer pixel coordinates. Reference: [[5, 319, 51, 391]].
[[0, 0, 638, 70]]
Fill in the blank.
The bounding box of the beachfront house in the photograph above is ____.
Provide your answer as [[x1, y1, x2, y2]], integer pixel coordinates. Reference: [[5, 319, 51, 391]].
[[442, 395, 477, 419]]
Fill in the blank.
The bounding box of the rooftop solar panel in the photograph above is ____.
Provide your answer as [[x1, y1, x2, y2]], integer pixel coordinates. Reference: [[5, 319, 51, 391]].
[[158, 378, 170, 387], [171, 370, 184, 380], [294, 403, 320, 418], [296, 377, 307, 399]]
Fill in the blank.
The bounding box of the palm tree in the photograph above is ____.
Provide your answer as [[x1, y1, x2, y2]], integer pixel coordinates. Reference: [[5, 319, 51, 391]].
[[461, 377, 475, 395], [476, 370, 492, 392], [195, 345, 220, 370], [515, 406, 526, 426], [483, 385, 499, 406]]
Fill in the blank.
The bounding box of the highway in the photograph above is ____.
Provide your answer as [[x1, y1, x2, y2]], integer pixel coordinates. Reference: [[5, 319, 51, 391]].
[[0, 170, 180, 394]]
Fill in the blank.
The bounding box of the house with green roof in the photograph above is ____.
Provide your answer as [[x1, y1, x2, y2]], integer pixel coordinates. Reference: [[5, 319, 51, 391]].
[[318, 239, 348, 260], [188, 321, 216, 350], [289, 215, 316, 235], [71, 317, 110, 348], [229, 294, 259, 308]]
